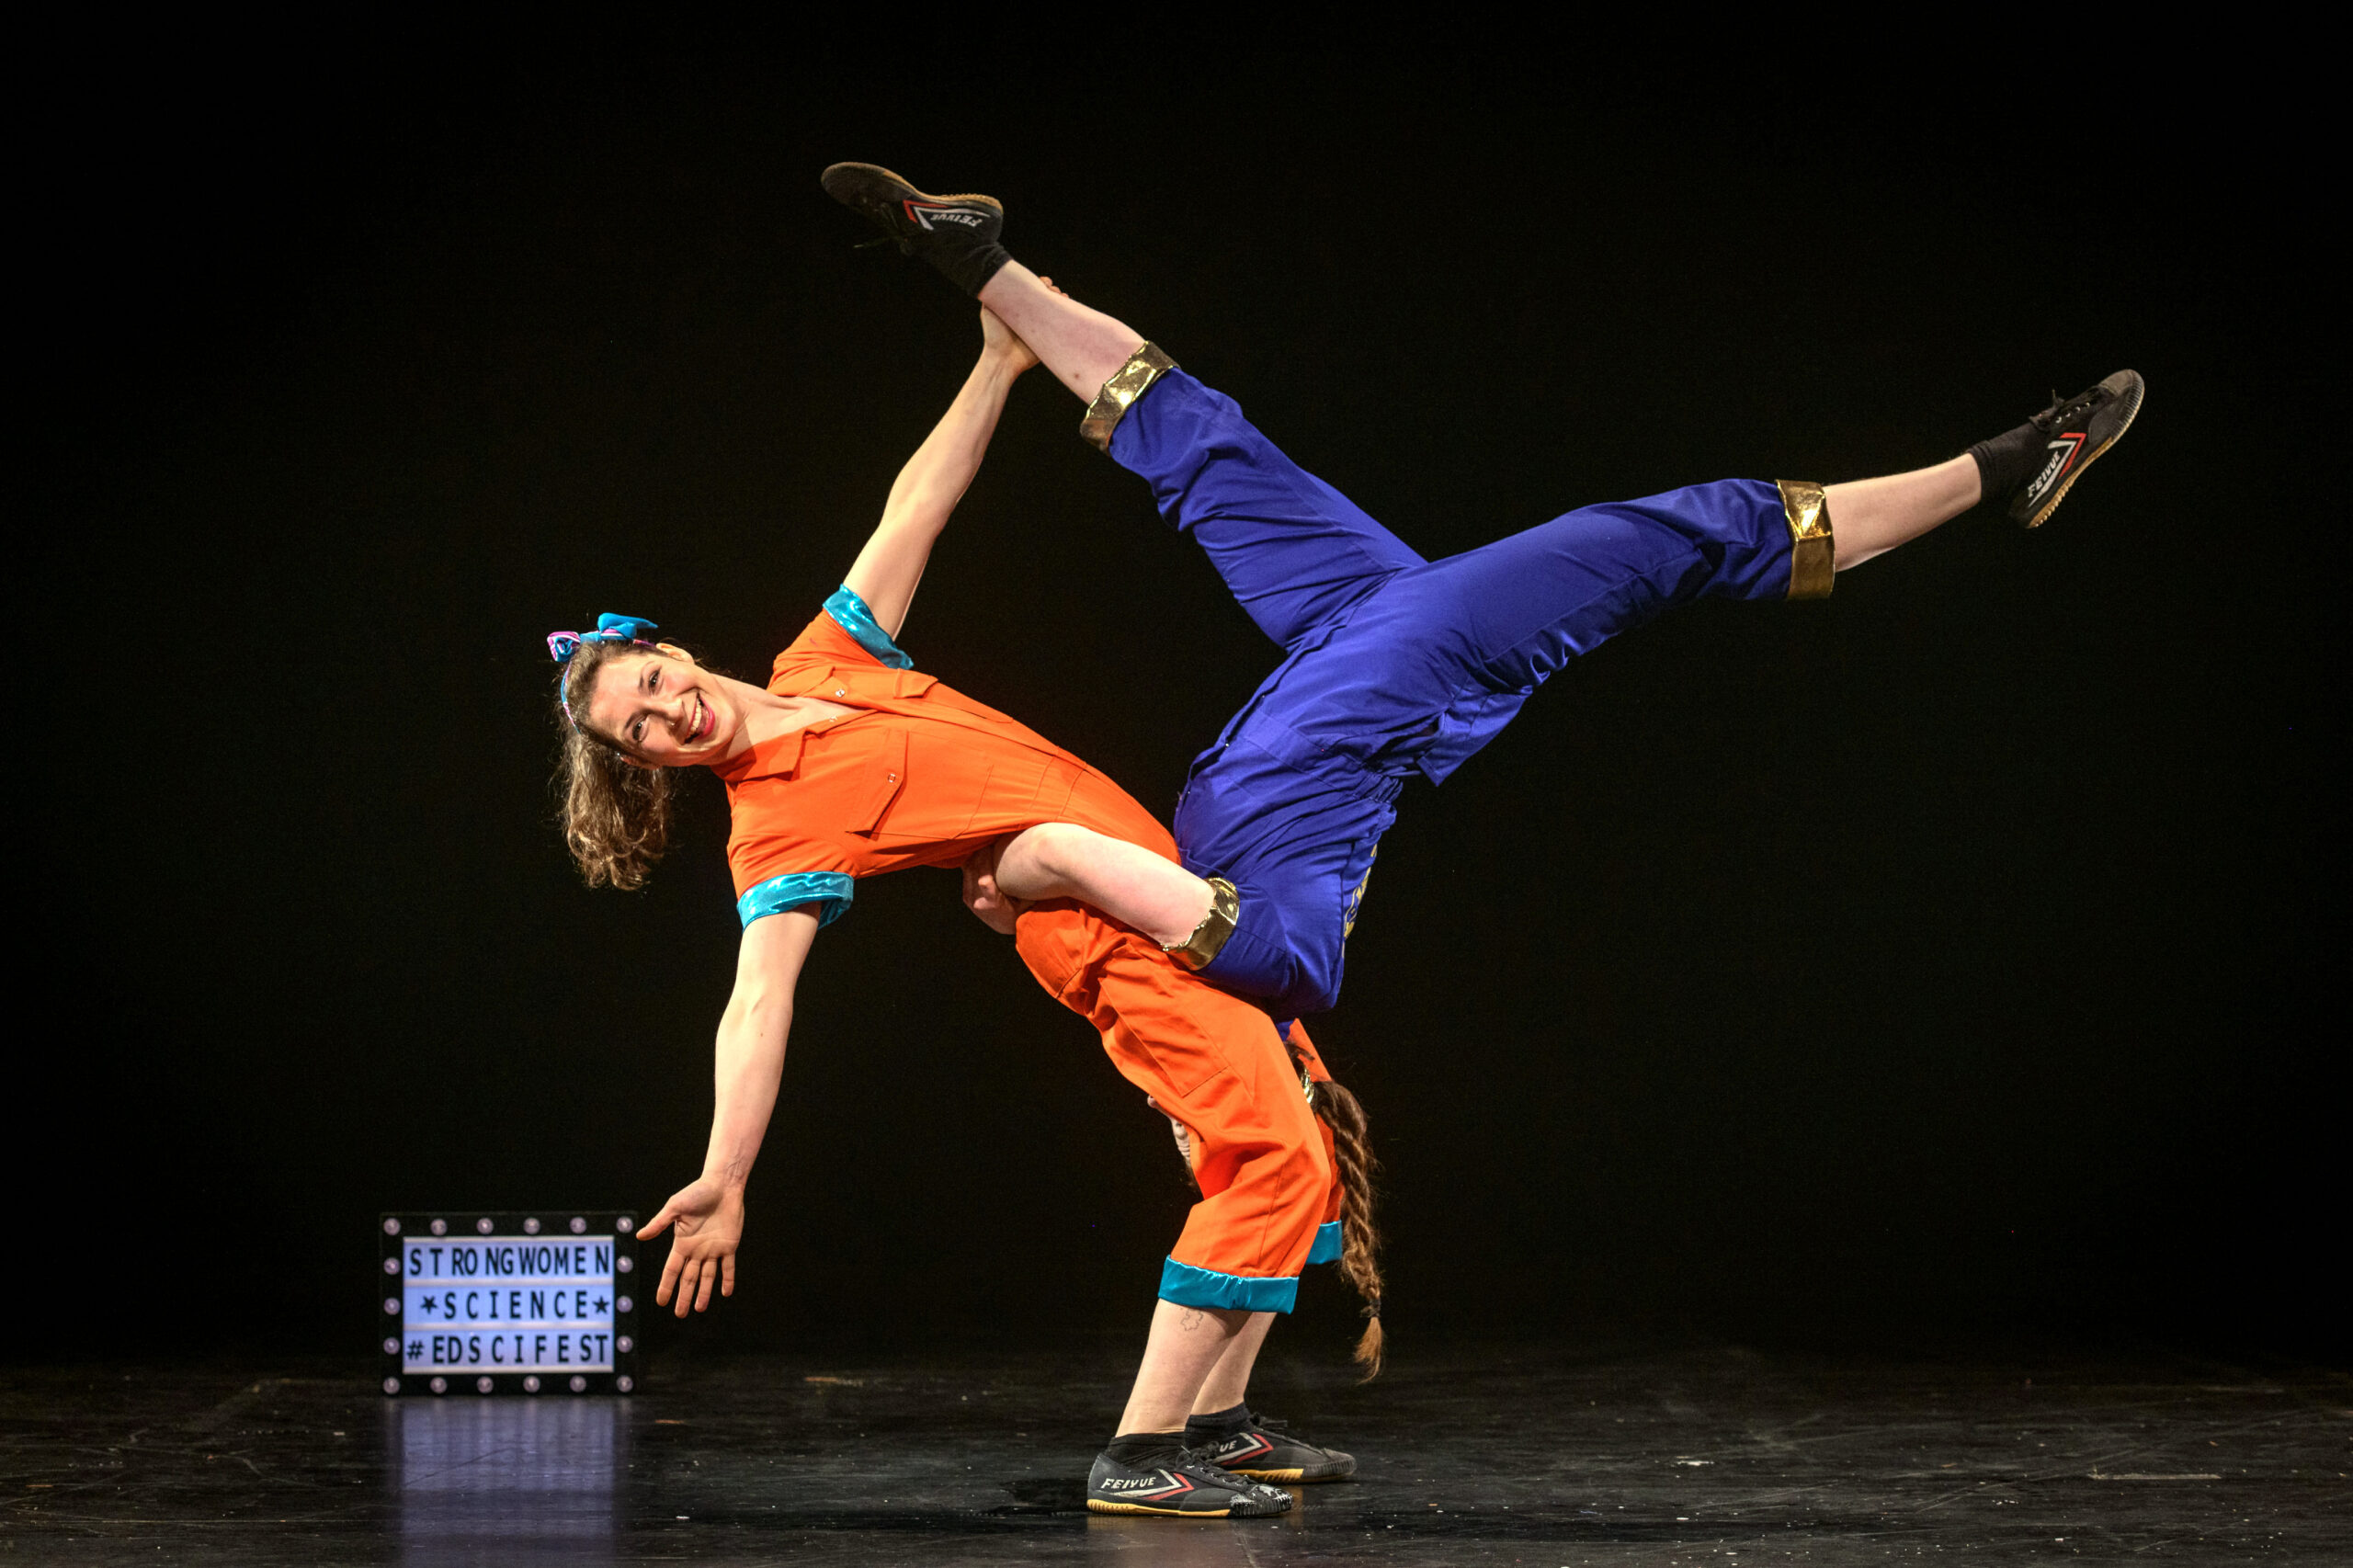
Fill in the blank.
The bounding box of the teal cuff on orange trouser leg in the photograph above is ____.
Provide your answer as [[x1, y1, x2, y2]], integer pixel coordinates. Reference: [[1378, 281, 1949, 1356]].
[[1158, 1256, 1301, 1313]]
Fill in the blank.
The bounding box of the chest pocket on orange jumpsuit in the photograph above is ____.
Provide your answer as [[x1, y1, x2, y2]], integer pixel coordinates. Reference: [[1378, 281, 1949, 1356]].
[[844, 727, 908, 837], [807, 666, 931, 838]]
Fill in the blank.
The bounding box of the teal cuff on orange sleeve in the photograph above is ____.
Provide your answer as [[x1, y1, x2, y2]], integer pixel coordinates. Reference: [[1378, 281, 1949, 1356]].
[[823, 585, 913, 670], [737, 872, 855, 928]]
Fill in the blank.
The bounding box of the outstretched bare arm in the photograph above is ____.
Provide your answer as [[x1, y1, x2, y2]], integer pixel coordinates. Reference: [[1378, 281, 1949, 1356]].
[[640, 905, 820, 1316], [840, 301, 1046, 640]]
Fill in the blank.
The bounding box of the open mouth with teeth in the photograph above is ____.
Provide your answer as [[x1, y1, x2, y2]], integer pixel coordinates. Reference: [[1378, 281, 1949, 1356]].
[[688, 694, 712, 744]]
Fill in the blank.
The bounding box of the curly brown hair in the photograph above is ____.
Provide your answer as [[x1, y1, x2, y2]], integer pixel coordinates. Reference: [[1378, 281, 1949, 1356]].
[[554, 639, 675, 890]]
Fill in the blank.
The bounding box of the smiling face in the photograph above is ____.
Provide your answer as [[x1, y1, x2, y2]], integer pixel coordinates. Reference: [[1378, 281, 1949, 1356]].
[[580, 645, 742, 767]]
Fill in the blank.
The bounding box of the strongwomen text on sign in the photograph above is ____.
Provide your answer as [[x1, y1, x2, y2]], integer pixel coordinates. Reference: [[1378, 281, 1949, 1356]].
[[401, 1237, 620, 1372]]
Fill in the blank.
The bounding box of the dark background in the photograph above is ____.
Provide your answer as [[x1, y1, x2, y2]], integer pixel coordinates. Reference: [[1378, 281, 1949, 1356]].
[[16, 36, 2335, 1369]]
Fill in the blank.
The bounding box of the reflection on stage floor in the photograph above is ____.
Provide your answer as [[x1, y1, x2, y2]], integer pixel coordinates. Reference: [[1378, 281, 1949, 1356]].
[[395, 1395, 624, 1565], [2, 1339, 2345, 1563]]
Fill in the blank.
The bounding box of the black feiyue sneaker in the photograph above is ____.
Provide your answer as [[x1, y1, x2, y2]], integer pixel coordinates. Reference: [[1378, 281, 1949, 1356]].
[[1972, 370, 2146, 528], [1085, 1446, 1293, 1517], [818, 162, 1011, 297], [1186, 1410, 1358, 1483]]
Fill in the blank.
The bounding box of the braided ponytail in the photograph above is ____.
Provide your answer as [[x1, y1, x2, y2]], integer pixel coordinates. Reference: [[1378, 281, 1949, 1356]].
[[1313, 1077, 1384, 1381]]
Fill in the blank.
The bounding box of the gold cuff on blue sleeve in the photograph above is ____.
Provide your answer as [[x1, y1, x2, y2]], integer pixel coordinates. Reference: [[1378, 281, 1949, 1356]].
[[1079, 342, 1177, 452], [1163, 876, 1239, 971], [1777, 480, 1835, 600]]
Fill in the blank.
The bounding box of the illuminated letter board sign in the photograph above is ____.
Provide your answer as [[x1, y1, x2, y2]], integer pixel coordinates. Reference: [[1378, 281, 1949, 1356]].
[[380, 1212, 640, 1396]]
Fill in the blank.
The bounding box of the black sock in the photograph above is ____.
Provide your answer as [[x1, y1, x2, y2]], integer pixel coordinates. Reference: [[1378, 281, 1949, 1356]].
[[1967, 420, 2045, 506], [1105, 1429, 1188, 1468], [1183, 1402, 1254, 1439], [927, 243, 1013, 299]]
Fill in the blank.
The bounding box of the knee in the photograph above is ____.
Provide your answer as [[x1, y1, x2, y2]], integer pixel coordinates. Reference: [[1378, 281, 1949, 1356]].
[[1280, 1103, 1334, 1246], [1028, 822, 1086, 877], [996, 822, 1084, 898], [1264, 1059, 1327, 1166], [1288, 942, 1347, 1017], [1235, 1092, 1327, 1207], [1196, 1062, 1328, 1180], [1202, 892, 1350, 1016]]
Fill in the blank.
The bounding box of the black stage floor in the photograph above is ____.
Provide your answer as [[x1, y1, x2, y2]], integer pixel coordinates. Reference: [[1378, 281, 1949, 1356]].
[[4, 1340, 2345, 1564]]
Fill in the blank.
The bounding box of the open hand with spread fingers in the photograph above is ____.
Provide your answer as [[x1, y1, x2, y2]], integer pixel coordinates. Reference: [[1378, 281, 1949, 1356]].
[[639, 1176, 744, 1317]]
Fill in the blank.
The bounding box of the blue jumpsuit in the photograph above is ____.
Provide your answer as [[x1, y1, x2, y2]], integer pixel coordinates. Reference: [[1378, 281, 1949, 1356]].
[[1110, 370, 1803, 1020]]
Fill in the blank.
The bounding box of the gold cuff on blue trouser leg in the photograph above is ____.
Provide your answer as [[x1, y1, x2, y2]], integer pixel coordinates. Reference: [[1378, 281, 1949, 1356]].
[[1080, 342, 1178, 452], [1777, 480, 1836, 600], [1163, 876, 1239, 971]]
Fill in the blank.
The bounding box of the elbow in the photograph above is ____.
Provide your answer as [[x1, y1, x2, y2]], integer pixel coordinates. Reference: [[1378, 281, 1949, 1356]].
[[882, 484, 962, 533], [724, 989, 793, 1032], [877, 511, 949, 551]]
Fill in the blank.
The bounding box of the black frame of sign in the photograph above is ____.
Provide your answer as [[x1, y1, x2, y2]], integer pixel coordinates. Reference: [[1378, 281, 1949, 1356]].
[[379, 1210, 641, 1396]]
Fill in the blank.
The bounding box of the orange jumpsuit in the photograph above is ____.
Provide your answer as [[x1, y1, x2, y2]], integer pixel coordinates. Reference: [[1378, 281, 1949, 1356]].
[[714, 599, 1340, 1311]]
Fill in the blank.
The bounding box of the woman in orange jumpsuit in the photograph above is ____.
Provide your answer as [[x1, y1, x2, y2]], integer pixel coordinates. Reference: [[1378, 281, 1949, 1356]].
[[549, 301, 1365, 1517]]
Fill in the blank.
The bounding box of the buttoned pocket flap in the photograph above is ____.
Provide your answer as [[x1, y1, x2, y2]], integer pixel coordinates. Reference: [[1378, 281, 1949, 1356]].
[[846, 727, 909, 835]]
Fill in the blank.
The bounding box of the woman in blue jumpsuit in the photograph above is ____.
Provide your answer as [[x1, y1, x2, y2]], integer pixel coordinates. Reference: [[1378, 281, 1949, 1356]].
[[1115, 364, 1826, 1019], [824, 162, 2143, 1027]]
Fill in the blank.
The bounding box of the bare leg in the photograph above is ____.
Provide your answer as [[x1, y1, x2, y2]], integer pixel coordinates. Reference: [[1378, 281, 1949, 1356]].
[[993, 822, 1214, 947], [977, 261, 1143, 402], [1117, 1299, 1249, 1434], [1826, 455, 1981, 571], [1191, 1311, 1276, 1415], [983, 256, 1978, 575]]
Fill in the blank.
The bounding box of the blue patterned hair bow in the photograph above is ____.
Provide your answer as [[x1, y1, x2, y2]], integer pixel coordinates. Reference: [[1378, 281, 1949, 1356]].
[[549, 614, 661, 724], [547, 613, 660, 665]]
